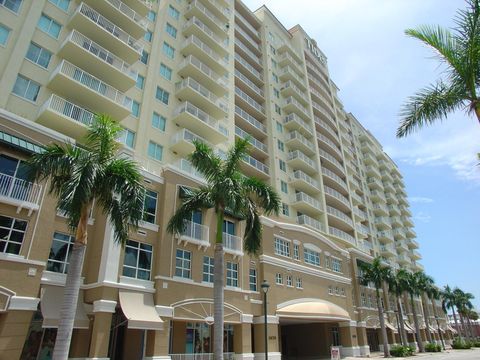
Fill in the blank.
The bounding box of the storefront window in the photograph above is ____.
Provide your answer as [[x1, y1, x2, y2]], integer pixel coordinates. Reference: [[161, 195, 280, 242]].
[[20, 310, 57, 360]]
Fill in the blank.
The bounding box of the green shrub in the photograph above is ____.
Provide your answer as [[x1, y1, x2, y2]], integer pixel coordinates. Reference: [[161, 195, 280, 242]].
[[473, 340, 480, 347], [390, 345, 415, 357], [452, 338, 472, 349], [425, 342, 442, 352]]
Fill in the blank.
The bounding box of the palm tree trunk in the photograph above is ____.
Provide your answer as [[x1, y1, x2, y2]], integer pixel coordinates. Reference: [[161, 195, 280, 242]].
[[376, 288, 389, 357], [397, 297, 408, 346], [451, 308, 461, 340], [459, 312, 470, 342], [213, 211, 225, 360], [411, 295, 424, 352], [422, 294, 432, 343], [52, 205, 89, 360], [431, 298, 445, 350]]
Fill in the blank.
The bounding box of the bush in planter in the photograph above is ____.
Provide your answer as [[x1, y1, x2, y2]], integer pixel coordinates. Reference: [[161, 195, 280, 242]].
[[452, 339, 472, 349], [425, 343, 442, 352], [473, 340, 480, 347], [390, 345, 415, 357]]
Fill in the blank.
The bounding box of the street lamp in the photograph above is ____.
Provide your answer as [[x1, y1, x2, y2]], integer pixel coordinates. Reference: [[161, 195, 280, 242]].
[[261, 280, 270, 360]]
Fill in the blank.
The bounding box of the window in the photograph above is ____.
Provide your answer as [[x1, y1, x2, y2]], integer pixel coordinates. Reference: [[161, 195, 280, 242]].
[[123, 240, 152, 280], [270, 45, 276, 54], [275, 104, 281, 115], [0, 0, 22, 13], [281, 203, 289, 216], [48, 0, 70, 11], [275, 273, 283, 285], [160, 63, 172, 80], [273, 88, 280, 99], [293, 243, 299, 260], [175, 249, 191, 278], [223, 220, 235, 235], [46, 232, 74, 273], [335, 286, 340, 296], [280, 180, 288, 194], [0, 24, 11, 46], [203, 256, 214, 283], [304, 248, 320, 266], [226, 261, 238, 287], [272, 73, 278, 83], [117, 128, 135, 148], [38, 14, 61, 38], [148, 141, 163, 162], [144, 30, 153, 42], [276, 121, 282, 132], [165, 23, 177, 38], [341, 288, 346, 297], [328, 286, 333, 295], [136, 74, 144, 89], [274, 237, 290, 257], [140, 50, 149, 64], [286, 275, 293, 287], [332, 326, 340, 346], [147, 10, 156, 22], [249, 268, 257, 291], [361, 292, 367, 306], [12, 75, 40, 102], [277, 139, 284, 151], [325, 256, 330, 269], [156, 86, 169, 104], [142, 190, 157, 224], [0, 215, 27, 255], [331, 258, 342, 273], [26, 43, 52, 68], [162, 42, 175, 59], [168, 5, 180, 20], [152, 112, 166, 131], [131, 100, 140, 117], [296, 277, 302, 288], [279, 159, 286, 172]]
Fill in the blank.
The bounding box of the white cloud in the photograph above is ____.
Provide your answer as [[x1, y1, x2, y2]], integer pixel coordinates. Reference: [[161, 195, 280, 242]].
[[415, 212, 432, 223], [409, 197, 434, 203]]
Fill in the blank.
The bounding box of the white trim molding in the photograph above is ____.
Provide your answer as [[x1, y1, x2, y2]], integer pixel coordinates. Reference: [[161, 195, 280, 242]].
[[357, 321, 366, 327], [155, 305, 174, 318], [0, 253, 45, 267], [144, 357, 171, 360], [341, 346, 361, 357], [241, 314, 253, 323], [235, 353, 254, 360], [8, 296, 40, 311], [253, 315, 279, 324], [93, 300, 117, 313], [253, 352, 281, 360], [339, 320, 357, 327]]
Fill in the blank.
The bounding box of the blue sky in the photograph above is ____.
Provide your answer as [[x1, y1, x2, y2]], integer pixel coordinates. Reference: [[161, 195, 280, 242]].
[[243, 0, 480, 308]]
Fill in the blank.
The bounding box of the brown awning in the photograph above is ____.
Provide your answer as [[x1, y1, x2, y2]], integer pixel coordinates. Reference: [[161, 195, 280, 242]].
[[403, 321, 415, 333], [276, 299, 350, 321], [119, 290, 163, 330], [385, 321, 398, 332]]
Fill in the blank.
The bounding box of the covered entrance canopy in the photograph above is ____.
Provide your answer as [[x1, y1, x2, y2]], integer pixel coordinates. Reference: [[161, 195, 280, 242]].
[[119, 290, 163, 330], [276, 298, 350, 322]]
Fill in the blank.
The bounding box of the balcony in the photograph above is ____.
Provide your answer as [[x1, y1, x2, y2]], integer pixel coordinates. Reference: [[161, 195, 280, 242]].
[[241, 154, 269, 179], [397, 254, 411, 266], [358, 240, 373, 254], [235, 39, 262, 69], [278, 52, 302, 71], [399, 206, 412, 217], [319, 149, 345, 175], [176, 77, 228, 117], [297, 214, 325, 233], [178, 55, 227, 96], [389, 216, 402, 227], [122, 0, 149, 16], [408, 239, 419, 249], [285, 131, 315, 156], [234, 53, 263, 86], [388, 204, 401, 216], [327, 205, 354, 230], [372, 203, 389, 216], [363, 152, 377, 165], [405, 228, 416, 238], [37, 95, 95, 140], [324, 185, 351, 210], [69, 3, 142, 63], [316, 132, 342, 159], [235, 87, 265, 119], [352, 206, 367, 220], [283, 97, 310, 121], [83, 0, 146, 38], [174, 159, 205, 182], [48, 60, 132, 120], [170, 129, 211, 156], [313, 106, 337, 133], [375, 217, 392, 230], [279, 66, 306, 91], [361, 141, 376, 155], [402, 216, 414, 227], [58, 30, 136, 92], [234, 11, 260, 42], [365, 165, 381, 179], [396, 240, 409, 252], [173, 102, 228, 143], [411, 261, 424, 271], [281, 80, 308, 105], [223, 233, 243, 257], [202, 0, 230, 23], [328, 226, 356, 246], [292, 192, 323, 214], [0, 172, 42, 213], [367, 177, 383, 191], [185, 0, 228, 35], [278, 42, 303, 64], [235, 69, 264, 102], [288, 150, 317, 174], [351, 191, 364, 205], [321, 167, 348, 193], [284, 113, 313, 137], [182, 35, 228, 73], [177, 220, 210, 249], [385, 192, 399, 204], [370, 190, 386, 203], [183, 17, 229, 56], [380, 244, 396, 257], [377, 230, 394, 243], [383, 181, 395, 193], [234, 106, 266, 139], [392, 228, 406, 240], [290, 170, 320, 193], [235, 126, 268, 159], [381, 170, 394, 182], [235, 25, 261, 55], [356, 224, 370, 238]]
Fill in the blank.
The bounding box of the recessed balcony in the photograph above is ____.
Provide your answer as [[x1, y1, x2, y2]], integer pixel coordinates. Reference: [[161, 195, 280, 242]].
[[177, 55, 228, 96], [283, 113, 313, 137], [37, 95, 95, 140], [352, 206, 367, 221], [235, 87, 265, 119], [397, 254, 411, 266], [372, 203, 389, 216], [170, 129, 211, 156], [375, 217, 392, 230], [234, 126, 268, 159], [235, 69, 264, 103], [176, 220, 210, 249], [183, 16, 229, 56], [392, 228, 406, 240], [351, 191, 364, 206], [365, 165, 381, 179], [370, 190, 386, 203], [279, 66, 306, 91], [356, 224, 370, 238], [290, 170, 320, 194], [285, 131, 315, 156], [367, 177, 383, 191], [377, 230, 394, 243], [176, 77, 228, 117], [317, 132, 343, 160], [328, 226, 356, 246], [396, 240, 409, 252], [380, 244, 396, 257], [234, 106, 266, 139], [241, 154, 269, 179], [297, 214, 325, 233], [234, 25, 261, 56], [388, 204, 401, 216], [363, 153, 377, 166], [185, 0, 229, 36], [319, 149, 345, 176], [48, 60, 132, 120], [235, 39, 262, 69], [327, 205, 354, 231], [283, 97, 310, 122], [278, 42, 303, 65], [321, 167, 348, 193], [408, 239, 419, 249], [172, 102, 228, 144], [288, 150, 317, 175], [402, 216, 414, 227], [281, 80, 308, 106], [234, 10, 260, 42], [0, 172, 42, 214], [182, 35, 228, 74], [292, 192, 323, 215], [58, 30, 137, 92], [223, 233, 243, 257], [234, 53, 263, 87], [325, 185, 351, 211], [69, 3, 143, 63], [405, 228, 416, 238], [390, 216, 402, 227]]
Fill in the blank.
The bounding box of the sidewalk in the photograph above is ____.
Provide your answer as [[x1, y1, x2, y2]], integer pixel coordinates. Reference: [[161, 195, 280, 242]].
[[344, 348, 480, 359]]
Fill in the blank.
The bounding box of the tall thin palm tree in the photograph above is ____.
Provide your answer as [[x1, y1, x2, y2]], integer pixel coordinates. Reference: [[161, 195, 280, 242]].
[[167, 139, 280, 360], [454, 288, 475, 341], [397, 271, 425, 352], [386, 270, 408, 346], [358, 257, 391, 357], [397, 0, 480, 137], [28, 115, 146, 360], [442, 285, 462, 340], [417, 272, 435, 343], [429, 286, 446, 350]]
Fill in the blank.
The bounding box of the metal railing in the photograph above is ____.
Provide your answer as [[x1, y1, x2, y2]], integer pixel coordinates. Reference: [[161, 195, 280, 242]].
[[235, 69, 264, 97], [171, 129, 211, 147], [235, 126, 267, 153], [234, 53, 263, 81], [234, 11, 260, 38], [286, 131, 314, 150], [174, 102, 226, 134], [183, 35, 228, 66], [293, 192, 322, 211], [176, 77, 228, 113], [288, 150, 317, 170], [329, 226, 355, 245], [319, 149, 345, 173], [234, 106, 266, 133], [222, 233, 242, 253], [41, 94, 95, 127], [179, 55, 227, 88], [292, 170, 319, 190], [186, 0, 225, 31], [184, 16, 227, 46], [324, 185, 350, 207], [0, 173, 42, 205], [235, 87, 264, 114], [176, 159, 205, 180], [235, 25, 260, 51], [321, 167, 347, 190], [297, 214, 325, 232], [181, 220, 209, 243], [104, 0, 147, 27], [170, 353, 235, 360], [326, 205, 353, 226], [242, 154, 269, 175], [284, 113, 312, 134], [235, 39, 261, 63], [316, 132, 342, 158]]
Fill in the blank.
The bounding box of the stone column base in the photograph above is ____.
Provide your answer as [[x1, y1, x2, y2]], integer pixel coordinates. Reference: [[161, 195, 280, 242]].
[[144, 357, 171, 360], [70, 358, 110, 360], [235, 353, 254, 360], [340, 346, 361, 357], [359, 345, 370, 356], [253, 352, 281, 360]]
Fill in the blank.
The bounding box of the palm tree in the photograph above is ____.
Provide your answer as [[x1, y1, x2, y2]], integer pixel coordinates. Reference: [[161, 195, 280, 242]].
[[454, 288, 475, 341], [358, 257, 391, 357], [167, 139, 280, 360], [442, 285, 462, 339], [386, 270, 408, 346], [397, 0, 480, 137], [417, 273, 435, 344], [429, 286, 446, 350], [397, 271, 425, 352], [28, 115, 145, 360]]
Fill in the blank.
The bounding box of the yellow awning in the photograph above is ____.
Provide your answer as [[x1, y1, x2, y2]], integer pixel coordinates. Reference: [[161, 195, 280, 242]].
[[40, 285, 89, 329], [276, 299, 350, 321], [403, 321, 415, 333], [385, 321, 398, 332], [119, 290, 163, 330]]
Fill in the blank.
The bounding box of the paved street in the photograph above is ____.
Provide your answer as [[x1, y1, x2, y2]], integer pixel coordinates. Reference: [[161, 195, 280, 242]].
[[345, 348, 480, 360]]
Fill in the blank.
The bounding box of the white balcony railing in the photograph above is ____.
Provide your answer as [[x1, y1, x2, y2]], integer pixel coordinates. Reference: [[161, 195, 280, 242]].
[[284, 113, 312, 133], [324, 185, 350, 207], [326, 206, 353, 226], [170, 353, 235, 360], [297, 214, 325, 232], [235, 69, 264, 97], [223, 233, 243, 254], [235, 87, 264, 114], [174, 102, 228, 136], [183, 35, 228, 67], [181, 220, 209, 245], [288, 150, 316, 170], [41, 94, 96, 127], [242, 154, 269, 175], [292, 170, 319, 190], [321, 167, 347, 190], [329, 226, 356, 245], [176, 77, 228, 113], [293, 192, 322, 211], [104, 0, 147, 27], [184, 16, 227, 46], [235, 126, 267, 153], [234, 106, 266, 133], [234, 53, 262, 81], [0, 173, 42, 206]]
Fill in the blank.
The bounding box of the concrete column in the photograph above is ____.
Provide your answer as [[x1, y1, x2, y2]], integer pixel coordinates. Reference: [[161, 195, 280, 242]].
[[69, 329, 91, 358], [339, 322, 360, 357], [145, 321, 171, 360], [0, 310, 34, 359], [386, 329, 395, 345], [233, 323, 253, 359], [89, 300, 116, 359], [355, 322, 370, 357], [252, 316, 280, 360]]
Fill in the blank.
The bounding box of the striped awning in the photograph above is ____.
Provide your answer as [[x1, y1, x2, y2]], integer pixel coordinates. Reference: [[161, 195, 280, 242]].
[[0, 131, 44, 154]]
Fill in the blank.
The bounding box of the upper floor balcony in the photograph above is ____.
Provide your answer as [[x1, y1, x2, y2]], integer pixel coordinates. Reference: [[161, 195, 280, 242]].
[[392, 228, 406, 240], [352, 206, 367, 221], [277, 41, 303, 64], [281, 80, 308, 106], [241, 154, 269, 180], [370, 190, 386, 203], [385, 192, 399, 204], [278, 52, 303, 72], [326, 205, 354, 230], [321, 167, 348, 193], [377, 230, 394, 243], [234, 53, 263, 86], [374, 216, 392, 230], [176, 77, 228, 117], [285, 131, 315, 156], [170, 128, 211, 156], [178, 55, 228, 96], [390, 216, 402, 227], [290, 170, 320, 194], [234, 126, 268, 159], [234, 105, 267, 139], [395, 240, 409, 252], [324, 185, 351, 210], [173, 102, 228, 144], [122, 0, 150, 16], [313, 115, 338, 142], [408, 239, 419, 249], [350, 191, 364, 206], [234, 11, 260, 42], [70, 3, 143, 63], [182, 35, 229, 74], [177, 220, 210, 249], [279, 66, 306, 91], [292, 192, 323, 215], [235, 40, 262, 70], [235, 25, 261, 55], [48, 60, 132, 120], [388, 204, 401, 216], [328, 226, 356, 246], [365, 165, 381, 179], [223, 232, 243, 257], [0, 172, 42, 214], [383, 181, 396, 193], [185, 0, 229, 35], [402, 216, 414, 227], [358, 240, 374, 254], [405, 228, 416, 238], [367, 177, 383, 191], [317, 133, 343, 161], [288, 150, 317, 175], [297, 214, 325, 233], [380, 244, 396, 257], [183, 16, 229, 56], [362, 152, 377, 166], [372, 203, 389, 216], [283, 97, 310, 122], [284, 113, 313, 137], [312, 103, 337, 130], [235, 87, 265, 119], [174, 159, 205, 182], [399, 206, 412, 217], [235, 69, 264, 103], [397, 254, 412, 266], [411, 261, 424, 271], [319, 149, 345, 176]]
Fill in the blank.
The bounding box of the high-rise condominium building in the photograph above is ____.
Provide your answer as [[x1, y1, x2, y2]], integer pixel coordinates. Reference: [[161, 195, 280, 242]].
[[0, 0, 452, 359]]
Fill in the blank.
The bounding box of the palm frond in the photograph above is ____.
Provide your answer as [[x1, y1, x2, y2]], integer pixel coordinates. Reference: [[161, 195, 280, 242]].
[[241, 177, 281, 215], [397, 81, 465, 137], [84, 114, 122, 164], [224, 137, 250, 177], [188, 141, 222, 183], [242, 199, 262, 255]]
